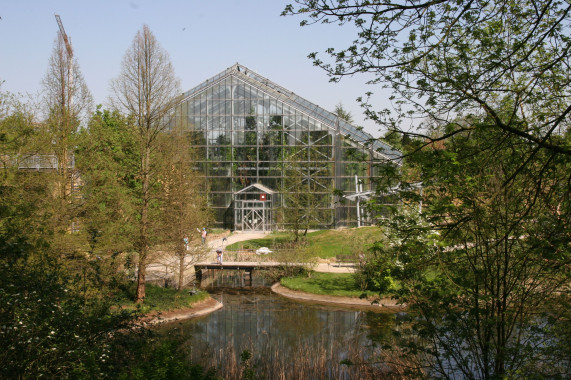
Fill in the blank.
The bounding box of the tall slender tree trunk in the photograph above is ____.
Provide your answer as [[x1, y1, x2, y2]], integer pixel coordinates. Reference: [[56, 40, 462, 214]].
[[135, 143, 151, 302], [178, 250, 185, 291], [135, 248, 147, 302]]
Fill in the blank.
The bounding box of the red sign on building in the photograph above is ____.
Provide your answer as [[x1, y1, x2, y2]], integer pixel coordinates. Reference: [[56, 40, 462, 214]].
[[259, 193, 267, 201]]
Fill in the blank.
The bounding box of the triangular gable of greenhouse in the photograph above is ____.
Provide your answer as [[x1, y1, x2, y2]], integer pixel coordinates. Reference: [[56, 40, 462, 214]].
[[235, 183, 275, 195], [180, 63, 401, 164]]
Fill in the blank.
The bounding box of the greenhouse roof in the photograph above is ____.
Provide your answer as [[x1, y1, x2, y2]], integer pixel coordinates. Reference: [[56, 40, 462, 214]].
[[181, 63, 402, 164]]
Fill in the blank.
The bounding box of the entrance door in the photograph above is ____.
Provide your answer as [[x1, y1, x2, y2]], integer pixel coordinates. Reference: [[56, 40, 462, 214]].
[[242, 201, 266, 231], [233, 184, 275, 232], [243, 208, 264, 231]]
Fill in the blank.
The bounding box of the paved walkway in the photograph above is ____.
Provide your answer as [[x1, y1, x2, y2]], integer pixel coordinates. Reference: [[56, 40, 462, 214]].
[[206, 230, 268, 250]]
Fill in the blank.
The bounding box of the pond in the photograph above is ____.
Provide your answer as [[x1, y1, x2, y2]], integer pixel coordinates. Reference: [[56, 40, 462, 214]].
[[159, 270, 400, 379]]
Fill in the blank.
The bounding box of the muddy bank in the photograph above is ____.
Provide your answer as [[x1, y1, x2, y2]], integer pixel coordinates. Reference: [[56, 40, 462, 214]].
[[143, 297, 223, 325]]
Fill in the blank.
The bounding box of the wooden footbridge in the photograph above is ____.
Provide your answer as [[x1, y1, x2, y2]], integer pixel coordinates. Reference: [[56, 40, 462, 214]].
[[194, 261, 297, 284]]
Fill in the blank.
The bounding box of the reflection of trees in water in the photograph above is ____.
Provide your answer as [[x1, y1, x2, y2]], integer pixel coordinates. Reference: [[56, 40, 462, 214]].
[[163, 290, 398, 378], [359, 311, 396, 345]]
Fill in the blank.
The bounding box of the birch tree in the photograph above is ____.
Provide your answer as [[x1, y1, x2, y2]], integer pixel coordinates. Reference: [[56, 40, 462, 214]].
[[110, 25, 181, 302]]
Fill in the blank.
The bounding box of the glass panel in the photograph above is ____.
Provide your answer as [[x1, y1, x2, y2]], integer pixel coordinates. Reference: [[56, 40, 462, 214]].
[[259, 147, 283, 161], [208, 160, 232, 174], [224, 78, 231, 98], [269, 115, 282, 128], [214, 131, 231, 145], [262, 177, 281, 190], [308, 118, 317, 131], [208, 130, 221, 144], [342, 146, 368, 161], [208, 100, 223, 115], [232, 177, 255, 190], [269, 98, 279, 115], [208, 177, 232, 191], [234, 147, 257, 161], [209, 192, 232, 207], [233, 82, 245, 99], [309, 145, 332, 159], [199, 93, 207, 114], [233, 100, 245, 115], [188, 130, 206, 145]]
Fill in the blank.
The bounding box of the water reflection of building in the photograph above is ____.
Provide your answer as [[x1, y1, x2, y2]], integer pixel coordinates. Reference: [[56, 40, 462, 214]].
[[170, 63, 401, 231]]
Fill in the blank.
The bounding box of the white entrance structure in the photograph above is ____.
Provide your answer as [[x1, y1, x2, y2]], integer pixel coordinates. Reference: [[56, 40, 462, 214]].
[[234, 183, 275, 232]]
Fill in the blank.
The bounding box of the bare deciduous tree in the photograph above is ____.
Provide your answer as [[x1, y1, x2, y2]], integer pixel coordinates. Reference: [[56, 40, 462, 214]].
[[110, 25, 181, 302]]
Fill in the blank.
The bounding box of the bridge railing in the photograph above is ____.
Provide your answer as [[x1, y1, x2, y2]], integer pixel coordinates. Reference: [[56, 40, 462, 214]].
[[223, 248, 306, 263], [0, 154, 75, 170]]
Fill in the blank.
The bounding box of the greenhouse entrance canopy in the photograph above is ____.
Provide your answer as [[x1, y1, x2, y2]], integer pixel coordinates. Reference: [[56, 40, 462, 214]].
[[234, 183, 275, 232]]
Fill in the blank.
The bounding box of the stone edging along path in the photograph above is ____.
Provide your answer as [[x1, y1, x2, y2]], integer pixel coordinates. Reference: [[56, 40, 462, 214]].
[[145, 283, 405, 324]]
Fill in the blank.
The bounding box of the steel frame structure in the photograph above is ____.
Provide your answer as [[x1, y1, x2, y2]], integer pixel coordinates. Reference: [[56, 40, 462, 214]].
[[170, 64, 401, 230]]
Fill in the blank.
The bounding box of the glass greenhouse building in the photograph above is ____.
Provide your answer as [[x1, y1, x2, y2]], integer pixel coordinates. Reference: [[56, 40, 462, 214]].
[[170, 63, 400, 231]]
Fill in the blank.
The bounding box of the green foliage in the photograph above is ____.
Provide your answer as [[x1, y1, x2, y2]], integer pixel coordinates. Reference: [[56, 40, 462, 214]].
[[155, 130, 212, 289], [0, 94, 215, 378], [374, 125, 570, 378], [76, 107, 140, 256], [280, 148, 334, 239], [284, 3, 571, 375], [240, 350, 256, 380], [0, 94, 42, 156], [285, 1, 571, 160], [0, 258, 137, 379], [334, 102, 353, 123], [115, 337, 220, 380]]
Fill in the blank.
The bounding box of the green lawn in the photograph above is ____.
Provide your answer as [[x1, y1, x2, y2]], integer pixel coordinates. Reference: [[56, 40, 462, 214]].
[[226, 227, 382, 259], [280, 272, 377, 298], [225, 231, 291, 251], [116, 283, 210, 314]]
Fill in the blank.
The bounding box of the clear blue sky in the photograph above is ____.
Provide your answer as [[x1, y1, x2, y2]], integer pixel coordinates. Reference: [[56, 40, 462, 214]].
[[0, 0, 389, 136]]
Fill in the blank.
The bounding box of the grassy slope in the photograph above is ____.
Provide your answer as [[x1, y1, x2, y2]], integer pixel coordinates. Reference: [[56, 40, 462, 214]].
[[226, 226, 382, 259], [280, 272, 377, 298], [117, 284, 210, 314]]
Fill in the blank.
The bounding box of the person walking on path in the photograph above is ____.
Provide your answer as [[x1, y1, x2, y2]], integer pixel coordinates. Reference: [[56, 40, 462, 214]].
[[201, 228, 207, 245], [216, 249, 223, 265]]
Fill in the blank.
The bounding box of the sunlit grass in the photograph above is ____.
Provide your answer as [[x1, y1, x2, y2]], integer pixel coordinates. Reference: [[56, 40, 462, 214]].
[[115, 283, 209, 314], [226, 227, 382, 259], [280, 272, 376, 298]]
